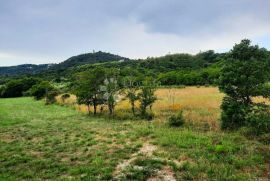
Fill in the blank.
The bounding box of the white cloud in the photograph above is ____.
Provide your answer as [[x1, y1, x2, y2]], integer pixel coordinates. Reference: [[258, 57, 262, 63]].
[[90, 15, 270, 59], [0, 52, 55, 66], [0, 0, 270, 66]]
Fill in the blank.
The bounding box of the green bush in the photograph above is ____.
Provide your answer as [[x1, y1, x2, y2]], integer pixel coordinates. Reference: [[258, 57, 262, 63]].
[[142, 112, 155, 121], [220, 97, 249, 130], [45, 91, 59, 105], [29, 81, 55, 100], [168, 111, 185, 127], [247, 104, 270, 135]]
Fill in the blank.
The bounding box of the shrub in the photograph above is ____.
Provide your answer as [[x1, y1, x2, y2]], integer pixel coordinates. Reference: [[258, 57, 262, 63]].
[[247, 104, 270, 135], [45, 91, 59, 105], [29, 81, 55, 100], [143, 112, 155, 121], [168, 111, 185, 127], [220, 96, 250, 130]]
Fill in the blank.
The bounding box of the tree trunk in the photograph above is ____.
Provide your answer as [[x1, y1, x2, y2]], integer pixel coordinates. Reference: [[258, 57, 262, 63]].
[[109, 106, 113, 115], [93, 99, 97, 115], [141, 105, 146, 116], [108, 104, 114, 116], [87, 104, 91, 115], [94, 105, 97, 115], [246, 96, 252, 105], [100, 106, 104, 113], [131, 102, 135, 115], [244, 95, 252, 106]]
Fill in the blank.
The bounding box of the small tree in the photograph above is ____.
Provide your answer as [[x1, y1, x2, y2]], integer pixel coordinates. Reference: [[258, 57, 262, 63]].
[[74, 68, 106, 115], [124, 77, 139, 116], [29, 81, 55, 100], [104, 77, 119, 115], [138, 82, 157, 117], [126, 89, 139, 116], [219, 39, 270, 130]]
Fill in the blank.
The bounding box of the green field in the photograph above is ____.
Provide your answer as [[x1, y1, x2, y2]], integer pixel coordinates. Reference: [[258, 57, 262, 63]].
[[0, 98, 269, 180]]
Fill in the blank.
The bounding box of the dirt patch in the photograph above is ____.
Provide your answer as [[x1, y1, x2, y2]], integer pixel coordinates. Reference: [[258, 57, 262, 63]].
[[261, 164, 270, 180], [0, 134, 15, 143], [113, 143, 157, 176], [113, 143, 177, 180], [31, 137, 44, 144], [174, 155, 196, 167], [139, 143, 157, 156], [29, 150, 44, 157], [106, 143, 125, 154], [95, 134, 109, 142], [147, 166, 176, 181]]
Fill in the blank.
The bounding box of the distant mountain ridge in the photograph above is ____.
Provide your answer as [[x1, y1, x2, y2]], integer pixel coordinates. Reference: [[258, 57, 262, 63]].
[[0, 64, 53, 76], [0, 51, 129, 76]]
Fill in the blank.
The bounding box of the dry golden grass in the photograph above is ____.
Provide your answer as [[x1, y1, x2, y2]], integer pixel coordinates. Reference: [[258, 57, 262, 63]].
[[253, 96, 270, 105], [56, 86, 225, 131], [153, 87, 224, 131], [117, 86, 224, 130]]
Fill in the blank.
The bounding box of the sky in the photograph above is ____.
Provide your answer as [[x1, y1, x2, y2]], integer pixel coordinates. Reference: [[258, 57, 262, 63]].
[[1, 0, 270, 66]]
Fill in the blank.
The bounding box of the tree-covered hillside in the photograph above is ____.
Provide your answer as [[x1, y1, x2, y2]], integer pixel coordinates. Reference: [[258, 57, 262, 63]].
[[0, 51, 129, 76], [0, 64, 53, 76], [68, 51, 224, 86], [1, 48, 269, 88], [51, 51, 129, 70]]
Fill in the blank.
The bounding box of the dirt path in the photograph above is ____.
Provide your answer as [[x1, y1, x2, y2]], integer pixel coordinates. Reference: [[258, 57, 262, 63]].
[[148, 166, 176, 181], [113, 143, 157, 176], [113, 142, 177, 181]]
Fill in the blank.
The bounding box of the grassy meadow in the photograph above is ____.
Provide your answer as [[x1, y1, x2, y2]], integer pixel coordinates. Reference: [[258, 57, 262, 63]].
[[0, 87, 269, 180]]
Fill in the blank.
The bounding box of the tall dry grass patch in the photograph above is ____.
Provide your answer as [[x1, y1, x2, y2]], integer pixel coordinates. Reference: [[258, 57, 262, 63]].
[[56, 87, 225, 130], [152, 87, 224, 131]]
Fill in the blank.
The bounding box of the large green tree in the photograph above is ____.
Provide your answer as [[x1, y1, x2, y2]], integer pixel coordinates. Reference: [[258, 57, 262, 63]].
[[219, 39, 270, 129], [74, 68, 106, 115]]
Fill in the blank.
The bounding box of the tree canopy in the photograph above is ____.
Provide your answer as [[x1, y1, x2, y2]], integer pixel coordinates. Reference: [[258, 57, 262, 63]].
[[219, 39, 270, 130]]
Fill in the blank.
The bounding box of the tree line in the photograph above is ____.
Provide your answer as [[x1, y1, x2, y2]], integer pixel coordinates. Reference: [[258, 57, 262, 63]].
[[73, 68, 157, 119]]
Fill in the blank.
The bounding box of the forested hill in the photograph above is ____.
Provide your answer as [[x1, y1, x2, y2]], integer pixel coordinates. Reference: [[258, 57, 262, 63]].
[[51, 51, 129, 70], [0, 51, 129, 76], [0, 64, 53, 76]]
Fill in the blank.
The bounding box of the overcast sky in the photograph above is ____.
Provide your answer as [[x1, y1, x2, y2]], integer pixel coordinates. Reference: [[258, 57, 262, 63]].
[[1, 0, 270, 66]]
